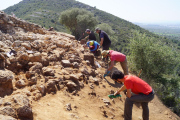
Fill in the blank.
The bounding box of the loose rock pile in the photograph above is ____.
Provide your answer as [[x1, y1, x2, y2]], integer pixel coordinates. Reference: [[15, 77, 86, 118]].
[[0, 11, 104, 119]]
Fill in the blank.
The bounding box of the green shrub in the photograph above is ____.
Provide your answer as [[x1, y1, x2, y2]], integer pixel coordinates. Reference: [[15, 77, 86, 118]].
[[128, 30, 178, 80], [128, 30, 180, 116]]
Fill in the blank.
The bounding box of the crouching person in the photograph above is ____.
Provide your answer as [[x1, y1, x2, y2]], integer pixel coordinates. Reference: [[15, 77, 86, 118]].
[[111, 70, 154, 120], [87, 40, 100, 54]]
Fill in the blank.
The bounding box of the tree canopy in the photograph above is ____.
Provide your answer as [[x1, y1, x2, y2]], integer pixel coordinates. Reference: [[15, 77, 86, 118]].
[[59, 8, 97, 40]]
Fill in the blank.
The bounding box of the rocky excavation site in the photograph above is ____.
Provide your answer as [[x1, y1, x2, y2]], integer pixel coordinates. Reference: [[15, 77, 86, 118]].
[[0, 10, 179, 120]]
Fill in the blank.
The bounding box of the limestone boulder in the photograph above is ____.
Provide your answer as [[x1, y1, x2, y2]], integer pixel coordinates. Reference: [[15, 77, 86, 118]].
[[4, 40, 13, 46], [0, 70, 14, 84], [72, 62, 79, 68], [42, 67, 55, 76], [41, 56, 49, 66], [70, 74, 79, 82], [66, 81, 77, 91], [9, 56, 17, 63], [29, 52, 42, 62], [0, 114, 16, 120], [29, 62, 43, 71], [61, 60, 71, 67], [17, 53, 29, 63], [46, 80, 56, 94], [21, 42, 31, 50], [12, 94, 32, 119], [15, 79, 26, 88], [37, 84, 45, 95], [25, 71, 35, 79], [56, 41, 66, 48], [48, 54, 57, 61], [53, 50, 65, 59], [84, 54, 94, 65], [12, 94, 30, 106], [28, 76, 37, 86], [0, 106, 16, 118], [81, 68, 89, 75], [0, 41, 9, 48], [12, 40, 23, 47], [51, 45, 57, 49], [17, 105, 33, 119]]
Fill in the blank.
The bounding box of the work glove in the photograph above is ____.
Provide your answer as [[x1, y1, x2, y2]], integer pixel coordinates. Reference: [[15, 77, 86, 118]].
[[108, 94, 121, 98], [104, 71, 110, 78]]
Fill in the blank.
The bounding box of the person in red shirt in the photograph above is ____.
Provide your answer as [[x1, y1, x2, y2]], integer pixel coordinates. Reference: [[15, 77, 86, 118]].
[[101, 50, 128, 76], [111, 70, 154, 120]]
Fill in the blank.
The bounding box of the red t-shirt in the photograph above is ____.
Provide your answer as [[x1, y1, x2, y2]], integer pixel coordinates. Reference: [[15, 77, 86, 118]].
[[109, 50, 126, 62], [124, 75, 152, 95]]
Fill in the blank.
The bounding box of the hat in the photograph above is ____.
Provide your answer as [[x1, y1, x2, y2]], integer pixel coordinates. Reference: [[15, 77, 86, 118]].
[[89, 41, 94, 46], [95, 27, 100, 31], [85, 29, 90, 32], [101, 50, 109, 59]]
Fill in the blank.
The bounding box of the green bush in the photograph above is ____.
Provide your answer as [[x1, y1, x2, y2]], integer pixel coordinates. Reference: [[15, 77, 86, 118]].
[[128, 30, 178, 80], [128, 30, 180, 116]]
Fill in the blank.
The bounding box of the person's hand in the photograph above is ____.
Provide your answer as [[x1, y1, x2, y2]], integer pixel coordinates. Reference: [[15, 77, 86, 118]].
[[100, 46, 103, 50], [85, 36, 88, 39], [114, 91, 119, 96], [104, 70, 108, 74]]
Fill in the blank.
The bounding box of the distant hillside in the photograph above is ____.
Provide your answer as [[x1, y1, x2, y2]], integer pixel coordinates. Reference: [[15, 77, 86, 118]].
[[135, 23, 180, 42], [4, 0, 168, 52]]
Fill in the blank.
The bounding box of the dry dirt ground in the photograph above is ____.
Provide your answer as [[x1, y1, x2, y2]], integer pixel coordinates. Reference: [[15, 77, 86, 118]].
[[32, 63, 179, 120]]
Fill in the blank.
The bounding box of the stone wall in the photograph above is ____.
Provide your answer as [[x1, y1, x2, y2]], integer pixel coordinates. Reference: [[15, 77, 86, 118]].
[[0, 10, 46, 35]]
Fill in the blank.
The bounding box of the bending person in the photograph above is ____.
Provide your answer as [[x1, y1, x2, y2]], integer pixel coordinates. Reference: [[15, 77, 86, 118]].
[[101, 50, 128, 75], [111, 70, 154, 120]]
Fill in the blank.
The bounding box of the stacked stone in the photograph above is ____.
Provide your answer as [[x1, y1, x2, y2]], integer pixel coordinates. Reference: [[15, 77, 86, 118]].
[[0, 10, 105, 120], [0, 10, 46, 34]]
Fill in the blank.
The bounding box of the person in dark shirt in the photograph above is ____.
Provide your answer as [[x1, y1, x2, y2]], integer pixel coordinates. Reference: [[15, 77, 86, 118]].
[[85, 29, 96, 42], [95, 28, 111, 50]]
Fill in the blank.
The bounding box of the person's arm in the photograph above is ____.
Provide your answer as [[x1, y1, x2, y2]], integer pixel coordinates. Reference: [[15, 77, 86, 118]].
[[107, 61, 114, 71], [100, 38, 104, 46], [126, 89, 132, 98], [114, 85, 127, 95], [86, 42, 90, 47]]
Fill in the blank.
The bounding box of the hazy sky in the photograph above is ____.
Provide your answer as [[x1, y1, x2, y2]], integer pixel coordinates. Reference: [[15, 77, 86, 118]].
[[1, 0, 180, 23]]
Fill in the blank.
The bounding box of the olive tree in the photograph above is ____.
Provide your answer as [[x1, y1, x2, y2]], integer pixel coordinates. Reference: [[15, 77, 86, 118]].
[[128, 30, 178, 80], [128, 30, 180, 115], [59, 8, 97, 40]]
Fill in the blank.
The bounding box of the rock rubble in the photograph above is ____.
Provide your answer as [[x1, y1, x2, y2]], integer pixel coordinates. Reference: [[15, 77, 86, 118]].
[[0, 11, 104, 119]]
